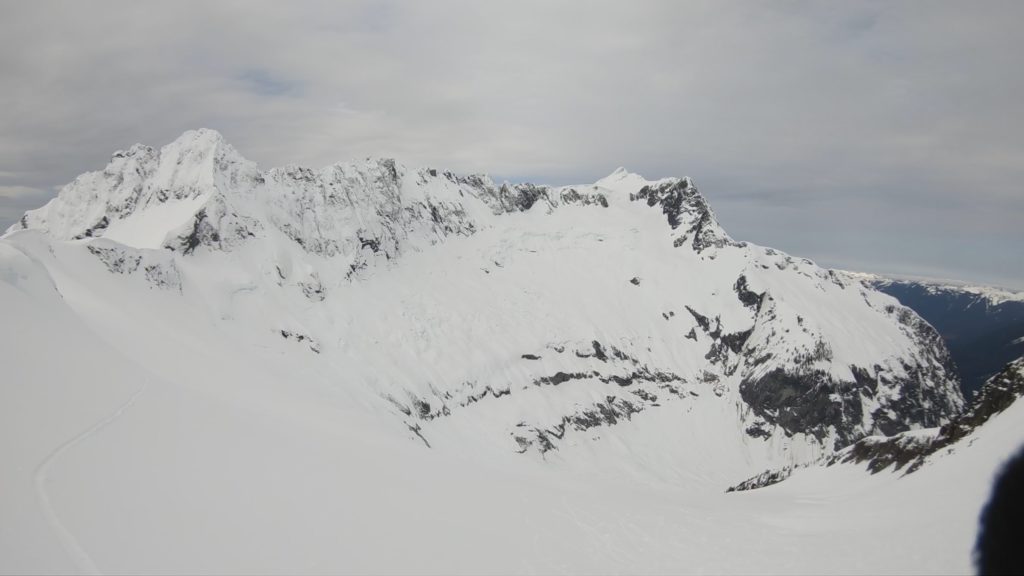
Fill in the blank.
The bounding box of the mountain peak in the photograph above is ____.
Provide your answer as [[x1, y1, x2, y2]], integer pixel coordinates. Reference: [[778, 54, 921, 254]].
[[593, 167, 686, 195], [173, 127, 226, 147], [4, 129, 261, 247], [597, 166, 640, 184], [160, 127, 247, 168]]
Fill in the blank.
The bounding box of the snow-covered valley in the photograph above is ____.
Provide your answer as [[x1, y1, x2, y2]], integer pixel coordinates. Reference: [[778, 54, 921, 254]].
[[2, 129, 1021, 574]]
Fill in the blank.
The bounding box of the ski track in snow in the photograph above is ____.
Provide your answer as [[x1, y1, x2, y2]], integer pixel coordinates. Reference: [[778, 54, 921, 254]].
[[33, 381, 149, 576]]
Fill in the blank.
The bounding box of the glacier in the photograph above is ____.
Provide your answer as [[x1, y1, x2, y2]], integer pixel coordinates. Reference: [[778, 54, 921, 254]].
[[1, 128, 1020, 574]]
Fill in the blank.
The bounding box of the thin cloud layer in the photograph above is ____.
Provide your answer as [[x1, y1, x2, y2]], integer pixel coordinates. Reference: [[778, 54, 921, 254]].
[[0, 1, 1021, 287]]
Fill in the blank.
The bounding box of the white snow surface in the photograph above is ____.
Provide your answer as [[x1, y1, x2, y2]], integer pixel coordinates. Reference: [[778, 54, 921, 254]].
[[0, 129, 1007, 574]]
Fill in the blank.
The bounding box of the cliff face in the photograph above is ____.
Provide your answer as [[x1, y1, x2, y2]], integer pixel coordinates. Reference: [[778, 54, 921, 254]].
[[728, 356, 1023, 492], [831, 356, 1024, 475], [862, 276, 1024, 398]]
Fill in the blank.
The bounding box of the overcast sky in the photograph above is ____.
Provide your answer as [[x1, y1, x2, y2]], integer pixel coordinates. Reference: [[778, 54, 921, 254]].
[[1, 1, 1021, 288]]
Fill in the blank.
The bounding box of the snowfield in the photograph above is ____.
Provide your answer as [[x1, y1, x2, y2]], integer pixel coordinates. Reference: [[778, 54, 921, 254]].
[[1, 130, 1019, 574]]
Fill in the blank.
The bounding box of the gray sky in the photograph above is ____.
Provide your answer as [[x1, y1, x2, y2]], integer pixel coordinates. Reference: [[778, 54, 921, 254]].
[[1, 1, 1021, 288]]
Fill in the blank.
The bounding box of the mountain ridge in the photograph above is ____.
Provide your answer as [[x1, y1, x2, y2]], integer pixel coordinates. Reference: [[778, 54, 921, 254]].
[[8, 129, 1018, 574], [4, 128, 964, 456], [9, 128, 720, 261]]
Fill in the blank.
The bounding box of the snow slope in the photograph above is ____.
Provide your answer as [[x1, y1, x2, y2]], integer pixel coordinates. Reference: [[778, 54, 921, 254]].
[[1, 129, 1008, 574]]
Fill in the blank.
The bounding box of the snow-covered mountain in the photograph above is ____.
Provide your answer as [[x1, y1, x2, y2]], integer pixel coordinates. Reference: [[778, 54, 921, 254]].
[[2, 129, 1016, 574], [729, 354, 1024, 490], [7, 128, 964, 449], [845, 272, 1024, 398]]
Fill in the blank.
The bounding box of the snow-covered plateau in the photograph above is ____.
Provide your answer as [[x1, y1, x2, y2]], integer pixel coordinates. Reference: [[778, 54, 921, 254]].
[[2, 129, 1021, 574]]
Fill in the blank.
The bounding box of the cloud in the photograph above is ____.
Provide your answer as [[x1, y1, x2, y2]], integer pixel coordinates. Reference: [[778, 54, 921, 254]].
[[0, 1, 1021, 287], [0, 185, 51, 230], [0, 186, 47, 199], [236, 69, 303, 98]]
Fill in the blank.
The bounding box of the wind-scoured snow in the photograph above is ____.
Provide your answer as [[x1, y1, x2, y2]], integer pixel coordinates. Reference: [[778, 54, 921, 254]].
[[0, 129, 1009, 574]]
